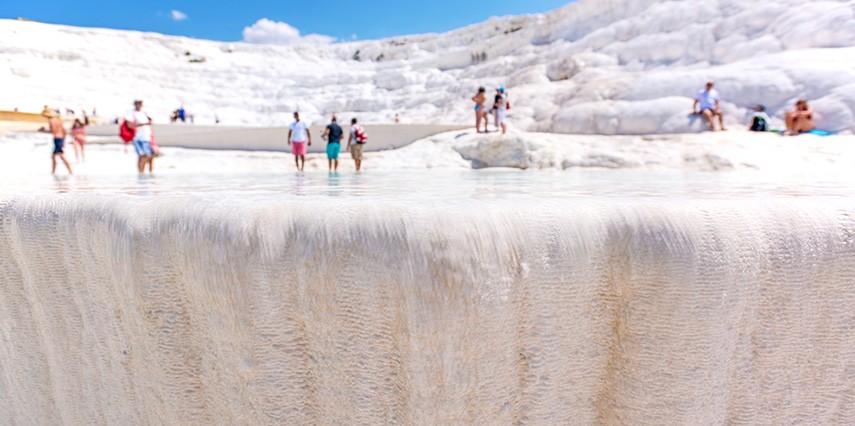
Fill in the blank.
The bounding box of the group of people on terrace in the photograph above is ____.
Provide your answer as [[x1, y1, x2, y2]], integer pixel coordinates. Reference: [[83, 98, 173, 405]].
[[39, 106, 90, 175], [468, 81, 819, 136], [692, 81, 817, 135], [42, 100, 371, 175], [287, 112, 368, 173], [471, 87, 510, 134], [41, 83, 823, 176]]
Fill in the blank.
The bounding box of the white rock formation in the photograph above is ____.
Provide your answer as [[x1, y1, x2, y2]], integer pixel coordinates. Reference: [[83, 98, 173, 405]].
[[1, 0, 853, 134]]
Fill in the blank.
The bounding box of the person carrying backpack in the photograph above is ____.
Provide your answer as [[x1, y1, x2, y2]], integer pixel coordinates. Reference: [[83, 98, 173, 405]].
[[347, 117, 367, 172], [124, 99, 154, 173]]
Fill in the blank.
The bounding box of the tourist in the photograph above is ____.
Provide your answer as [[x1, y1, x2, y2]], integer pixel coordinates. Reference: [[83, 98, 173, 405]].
[[785, 99, 816, 136], [346, 118, 367, 172], [40, 109, 72, 175], [492, 88, 503, 131], [747, 105, 770, 132], [321, 116, 343, 172], [495, 87, 509, 134], [471, 87, 489, 133], [394, 113, 401, 124], [288, 112, 311, 171], [70, 112, 90, 162], [693, 81, 726, 131], [125, 99, 154, 173]]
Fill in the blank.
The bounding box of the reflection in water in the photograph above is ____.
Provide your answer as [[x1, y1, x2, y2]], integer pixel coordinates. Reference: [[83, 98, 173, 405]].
[[326, 172, 342, 197], [292, 172, 310, 196], [52, 175, 72, 193], [7, 170, 855, 201], [131, 174, 161, 197]]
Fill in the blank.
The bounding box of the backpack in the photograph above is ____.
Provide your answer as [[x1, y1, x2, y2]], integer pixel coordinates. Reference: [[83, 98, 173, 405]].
[[750, 116, 767, 132], [355, 125, 368, 143], [119, 120, 135, 143]]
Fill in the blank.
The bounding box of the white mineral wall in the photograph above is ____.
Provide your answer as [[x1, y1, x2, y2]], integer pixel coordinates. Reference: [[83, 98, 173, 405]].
[[1, 0, 854, 133], [0, 195, 852, 424]]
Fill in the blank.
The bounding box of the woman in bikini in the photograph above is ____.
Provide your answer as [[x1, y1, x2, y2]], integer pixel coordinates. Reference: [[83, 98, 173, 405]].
[[785, 99, 815, 136], [471, 87, 489, 133], [70, 113, 90, 162]]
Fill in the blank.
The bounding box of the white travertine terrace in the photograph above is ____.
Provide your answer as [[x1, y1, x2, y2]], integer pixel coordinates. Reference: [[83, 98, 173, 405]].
[[1, 0, 853, 134]]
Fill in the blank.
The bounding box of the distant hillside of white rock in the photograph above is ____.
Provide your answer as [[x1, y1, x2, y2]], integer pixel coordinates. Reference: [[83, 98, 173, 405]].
[[1, 0, 853, 134]]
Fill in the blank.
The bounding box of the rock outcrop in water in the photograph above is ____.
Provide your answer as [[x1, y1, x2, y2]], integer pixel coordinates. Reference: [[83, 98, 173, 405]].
[[1, 0, 854, 133]]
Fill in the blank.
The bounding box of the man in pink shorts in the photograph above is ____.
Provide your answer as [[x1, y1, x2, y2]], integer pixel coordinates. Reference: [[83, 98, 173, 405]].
[[288, 111, 312, 171]]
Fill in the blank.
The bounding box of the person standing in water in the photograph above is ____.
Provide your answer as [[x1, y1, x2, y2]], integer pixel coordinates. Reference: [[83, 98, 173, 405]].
[[346, 118, 367, 172], [70, 112, 90, 163], [40, 110, 72, 175], [125, 99, 154, 173], [288, 111, 311, 171], [321, 116, 343, 172], [471, 87, 489, 133]]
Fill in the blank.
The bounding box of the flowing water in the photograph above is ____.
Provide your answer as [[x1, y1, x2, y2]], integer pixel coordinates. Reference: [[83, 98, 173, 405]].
[[1, 170, 853, 424]]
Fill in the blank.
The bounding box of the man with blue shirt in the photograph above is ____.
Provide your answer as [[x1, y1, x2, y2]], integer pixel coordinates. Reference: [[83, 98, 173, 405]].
[[693, 81, 726, 131]]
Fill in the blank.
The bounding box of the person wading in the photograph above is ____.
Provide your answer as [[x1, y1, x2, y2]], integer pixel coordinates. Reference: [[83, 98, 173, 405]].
[[125, 99, 154, 173], [346, 118, 367, 172], [322, 116, 343, 172], [288, 112, 311, 171], [40, 109, 72, 175]]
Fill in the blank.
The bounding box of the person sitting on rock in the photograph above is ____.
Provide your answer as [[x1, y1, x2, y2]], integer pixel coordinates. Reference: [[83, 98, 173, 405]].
[[747, 105, 770, 132], [784, 99, 816, 136], [692, 81, 726, 131]]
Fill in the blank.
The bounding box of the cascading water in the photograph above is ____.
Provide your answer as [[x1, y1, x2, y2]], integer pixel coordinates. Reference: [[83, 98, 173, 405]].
[[1, 176, 853, 424]]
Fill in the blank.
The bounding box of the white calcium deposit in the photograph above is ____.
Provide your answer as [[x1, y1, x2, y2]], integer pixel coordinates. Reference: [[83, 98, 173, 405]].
[[1, 131, 854, 424], [1, 1, 854, 424], [4, 128, 855, 177], [1, 0, 854, 134], [1, 193, 854, 424]]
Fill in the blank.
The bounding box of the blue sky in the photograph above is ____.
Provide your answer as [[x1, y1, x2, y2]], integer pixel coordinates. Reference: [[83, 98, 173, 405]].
[[1, 0, 573, 42]]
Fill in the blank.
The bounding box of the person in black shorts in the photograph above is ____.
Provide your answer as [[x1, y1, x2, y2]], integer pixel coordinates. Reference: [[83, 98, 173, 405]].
[[39, 110, 72, 175]]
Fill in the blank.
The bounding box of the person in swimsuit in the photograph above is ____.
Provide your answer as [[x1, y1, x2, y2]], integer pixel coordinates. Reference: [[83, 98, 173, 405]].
[[471, 87, 489, 133], [40, 110, 72, 175], [70, 113, 90, 163], [785, 99, 816, 136]]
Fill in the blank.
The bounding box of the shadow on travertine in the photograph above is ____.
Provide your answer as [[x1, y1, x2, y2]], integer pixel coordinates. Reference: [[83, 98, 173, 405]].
[[87, 124, 468, 153]]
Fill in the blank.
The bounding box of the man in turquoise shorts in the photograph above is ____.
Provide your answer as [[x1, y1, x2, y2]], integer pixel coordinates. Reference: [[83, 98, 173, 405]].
[[321, 116, 343, 172]]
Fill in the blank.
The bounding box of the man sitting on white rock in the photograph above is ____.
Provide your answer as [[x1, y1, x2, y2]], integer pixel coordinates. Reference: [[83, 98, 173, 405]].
[[693, 81, 726, 131]]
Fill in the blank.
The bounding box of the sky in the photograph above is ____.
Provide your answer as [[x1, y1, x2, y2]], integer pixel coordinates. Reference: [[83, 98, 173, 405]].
[[0, 0, 573, 43]]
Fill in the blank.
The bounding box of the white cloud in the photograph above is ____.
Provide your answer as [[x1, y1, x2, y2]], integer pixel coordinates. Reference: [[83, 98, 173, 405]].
[[242, 18, 335, 45], [171, 10, 188, 21]]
